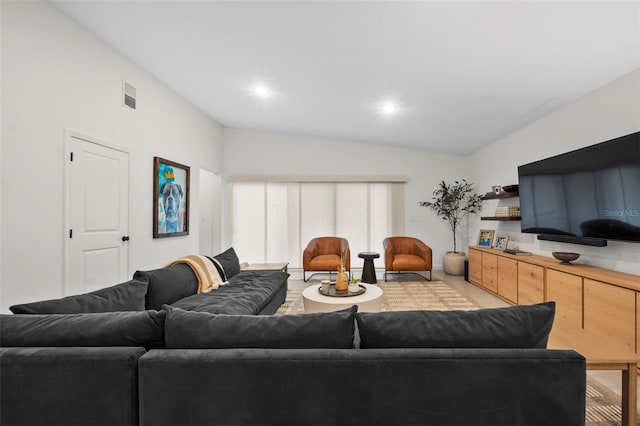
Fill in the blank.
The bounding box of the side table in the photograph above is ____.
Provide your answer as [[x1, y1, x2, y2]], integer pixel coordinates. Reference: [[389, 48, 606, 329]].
[[358, 252, 380, 284]]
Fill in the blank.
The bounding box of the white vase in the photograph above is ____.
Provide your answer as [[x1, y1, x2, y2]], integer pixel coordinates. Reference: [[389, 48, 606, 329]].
[[348, 283, 360, 293], [443, 252, 466, 276]]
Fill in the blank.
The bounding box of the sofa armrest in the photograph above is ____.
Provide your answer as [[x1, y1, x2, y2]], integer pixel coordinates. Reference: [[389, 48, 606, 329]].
[[1, 347, 145, 426]]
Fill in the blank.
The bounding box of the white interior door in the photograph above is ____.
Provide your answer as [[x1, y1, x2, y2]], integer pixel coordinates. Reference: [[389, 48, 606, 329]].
[[199, 169, 221, 255], [65, 132, 129, 294]]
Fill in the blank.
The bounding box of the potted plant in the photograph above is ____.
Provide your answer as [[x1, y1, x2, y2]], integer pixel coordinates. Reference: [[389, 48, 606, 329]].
[[419, 179, 483, 276], [348, 275, 360, 293]]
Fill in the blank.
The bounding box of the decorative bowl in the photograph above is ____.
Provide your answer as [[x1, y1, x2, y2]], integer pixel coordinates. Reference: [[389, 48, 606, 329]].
[[552, 252, 580, 264], [502, 184, 519, 193]]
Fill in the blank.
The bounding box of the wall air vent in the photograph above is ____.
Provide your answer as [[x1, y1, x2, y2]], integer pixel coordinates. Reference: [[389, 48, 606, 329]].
[[123, 82, 136, 110]]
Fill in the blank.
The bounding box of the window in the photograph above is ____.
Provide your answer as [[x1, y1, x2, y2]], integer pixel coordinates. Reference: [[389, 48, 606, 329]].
[[230, 178, 405, 268]]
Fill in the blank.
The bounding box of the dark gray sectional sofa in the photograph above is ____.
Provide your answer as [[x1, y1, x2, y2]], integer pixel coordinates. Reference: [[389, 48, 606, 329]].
[[0, 250, 586, 426]]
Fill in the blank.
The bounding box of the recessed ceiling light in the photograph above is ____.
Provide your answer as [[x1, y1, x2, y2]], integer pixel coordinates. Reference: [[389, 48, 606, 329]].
[[381, 101, 399, 116], [383, 103, 396, 114], [253, 84, 271, 99]]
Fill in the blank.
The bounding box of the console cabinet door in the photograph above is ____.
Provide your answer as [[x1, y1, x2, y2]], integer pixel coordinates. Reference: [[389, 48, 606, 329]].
[[518, 262, 544, 305], [584, 279, 636, 353], [468, 249, 482, 285], [481, 253, 498, 293], [546, 269, 583, 328], [497, 257, 518, 304]]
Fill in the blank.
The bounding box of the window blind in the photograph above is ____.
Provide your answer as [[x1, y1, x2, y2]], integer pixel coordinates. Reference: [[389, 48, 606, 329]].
[[230, 179, 405, 268]]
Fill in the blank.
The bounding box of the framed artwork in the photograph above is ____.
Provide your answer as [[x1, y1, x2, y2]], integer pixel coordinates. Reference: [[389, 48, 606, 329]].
[[494, 235, 509, 250], [153, 157, 190, 238], [477, 229, 495, 247]]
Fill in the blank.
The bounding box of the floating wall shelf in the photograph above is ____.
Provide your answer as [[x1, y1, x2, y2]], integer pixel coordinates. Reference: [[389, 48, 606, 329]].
[[480, 192, 519, 200]]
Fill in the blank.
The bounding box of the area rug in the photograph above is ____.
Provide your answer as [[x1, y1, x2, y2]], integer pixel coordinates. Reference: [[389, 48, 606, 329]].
[[276, 280, 480, 314], [277, 279, 637, 426]]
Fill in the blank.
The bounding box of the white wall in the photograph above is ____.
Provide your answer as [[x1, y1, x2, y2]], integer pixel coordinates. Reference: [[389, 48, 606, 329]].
[[2, 3, 637, 315], [223, 128, 471, 269], [0, 2, 224, 312], [469, 69, 640, 275]]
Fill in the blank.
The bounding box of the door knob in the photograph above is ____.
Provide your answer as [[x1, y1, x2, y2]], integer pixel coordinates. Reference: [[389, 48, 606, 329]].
[[122, 236, 130, 242]]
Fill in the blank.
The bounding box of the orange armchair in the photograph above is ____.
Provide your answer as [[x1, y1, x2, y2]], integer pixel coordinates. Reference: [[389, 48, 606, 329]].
[[303, 237, 350, 282], [383, 236, 432, 281]]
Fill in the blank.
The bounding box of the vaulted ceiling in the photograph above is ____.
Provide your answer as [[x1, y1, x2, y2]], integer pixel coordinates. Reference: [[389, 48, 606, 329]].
[[52, 1, 640, 155]]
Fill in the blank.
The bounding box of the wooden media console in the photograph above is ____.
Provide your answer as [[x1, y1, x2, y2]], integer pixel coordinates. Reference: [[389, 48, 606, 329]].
[[469, 246, 640, 425]]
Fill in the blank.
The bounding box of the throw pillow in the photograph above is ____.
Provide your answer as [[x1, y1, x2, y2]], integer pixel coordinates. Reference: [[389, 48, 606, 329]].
[[210, 247, 241, 280], [0, 310, 166, 349], [134, 263, 198, 310], [356, 302, 555, 349], [9, 277, 149, 314], [164, 305, 357, 349], [205, 256, 227, 284]]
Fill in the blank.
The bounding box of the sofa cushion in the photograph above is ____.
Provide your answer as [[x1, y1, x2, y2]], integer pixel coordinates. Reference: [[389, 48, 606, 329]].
[[1, 346, 146, 426], [9, 277, 149, 314], [210, 247, 240, 280], [134, 263, 198, 310], [170, 271, 288, 315], [0, 310, 166, 348], [164, 305, 356, 349], [355, 302, 555, 349]]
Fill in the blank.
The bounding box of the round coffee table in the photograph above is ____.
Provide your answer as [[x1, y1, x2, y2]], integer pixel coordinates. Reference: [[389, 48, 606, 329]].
[[302, 283, 383, 313]]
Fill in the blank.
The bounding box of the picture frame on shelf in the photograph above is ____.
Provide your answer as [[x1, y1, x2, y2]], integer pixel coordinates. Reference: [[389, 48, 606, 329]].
[[477, 229, 495, 247], [494, 235, 509, 250], [491, 185, 501, 194], [153, 156, 190, 238]]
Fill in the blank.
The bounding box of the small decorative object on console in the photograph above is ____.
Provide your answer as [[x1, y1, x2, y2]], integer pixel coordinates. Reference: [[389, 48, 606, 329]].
[[491, 185, 501, 194], [504, 248, 532, 255], [494, 235, 509, 250], [552, 252, 580, 264], [477, 229, 495, 247], [502, 184, 519, 193]]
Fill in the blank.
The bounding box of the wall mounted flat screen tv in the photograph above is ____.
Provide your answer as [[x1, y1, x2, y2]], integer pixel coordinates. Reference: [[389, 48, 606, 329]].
[[518, 131, 640, 246]]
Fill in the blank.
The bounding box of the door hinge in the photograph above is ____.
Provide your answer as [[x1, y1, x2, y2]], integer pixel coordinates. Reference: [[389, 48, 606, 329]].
[[70, 152, 74, 162], [69, 229, 73, 238]]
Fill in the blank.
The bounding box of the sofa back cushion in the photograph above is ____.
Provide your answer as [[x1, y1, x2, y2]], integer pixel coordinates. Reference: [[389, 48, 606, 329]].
[[134, 263, 198, 310], [0, 310, 166, 348], [9, 277, 149, 314], [164, 305, 356, 349], [356, 302, 555, 349]]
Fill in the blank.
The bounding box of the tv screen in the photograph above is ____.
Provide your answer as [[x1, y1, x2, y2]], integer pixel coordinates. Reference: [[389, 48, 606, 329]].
[[518, 131, 640, 245]]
